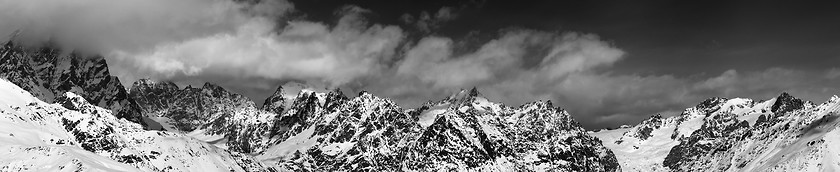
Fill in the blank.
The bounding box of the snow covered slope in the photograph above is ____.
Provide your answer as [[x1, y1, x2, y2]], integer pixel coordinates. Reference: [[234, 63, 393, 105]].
[[593, 93, 840, 172], [590, 97, 762, 171], [664, 93, 840, 171], [590, 115, 676, 172], [0, 79, 275, 171]]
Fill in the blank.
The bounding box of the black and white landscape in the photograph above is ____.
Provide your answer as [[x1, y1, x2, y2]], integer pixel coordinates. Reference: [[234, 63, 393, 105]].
[[1, 0, 839, 171]]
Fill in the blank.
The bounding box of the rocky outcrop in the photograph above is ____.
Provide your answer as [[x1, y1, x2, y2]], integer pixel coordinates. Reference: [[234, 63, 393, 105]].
[[0, 40, 142, 125]]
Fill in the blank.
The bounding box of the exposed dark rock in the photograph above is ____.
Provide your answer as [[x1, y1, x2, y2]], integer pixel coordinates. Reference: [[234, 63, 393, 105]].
[[0, 40, 143, 125], [770, 92, 804, 113]]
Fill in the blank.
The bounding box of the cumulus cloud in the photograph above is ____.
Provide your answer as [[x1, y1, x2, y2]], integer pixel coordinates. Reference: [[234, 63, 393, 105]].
[[115, 8, 404, 86], [395, 31, 624, 88], [349, 30, 630, 112]]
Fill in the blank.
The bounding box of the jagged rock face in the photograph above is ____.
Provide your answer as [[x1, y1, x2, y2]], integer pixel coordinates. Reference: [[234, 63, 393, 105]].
[[0, 41, 142, 125], [303, 92, 420, 170], [0, 79, 275, 171], [262, 86, 287, 115], [261, 89, 620, 172], [323, 88, 349, 112], [590, 96, 778, 171], [128, 79, 291, 154], [264, 90, 328, 147], [696, 97, 728, 111], [127, 80, 349, 155], [593, 92, 840, 172], [660, 93, 840, 172], [663, 114, 752, 170], [622, 114, 663, 141], [771, 92, 805, 113], [129, 79, 255, 131], [661, 96, 776, 170]]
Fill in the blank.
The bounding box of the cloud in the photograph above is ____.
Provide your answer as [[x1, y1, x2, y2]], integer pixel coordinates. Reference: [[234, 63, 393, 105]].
[[2, 0, 838, 129], [0, 0, 292, 53], [395, 31, 624, 88], [114, 8, 404, 86], [826, 68, 840, 79]]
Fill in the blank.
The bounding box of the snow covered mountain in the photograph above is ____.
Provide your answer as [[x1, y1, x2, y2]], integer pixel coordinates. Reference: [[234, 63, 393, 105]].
[[128, 79, 291, 154], [0, 78, 275, 171], [0, 40, 142, 125], [258, 88, 620, 171], [126, 77, 621, 171], [592, 93, 840, 171]]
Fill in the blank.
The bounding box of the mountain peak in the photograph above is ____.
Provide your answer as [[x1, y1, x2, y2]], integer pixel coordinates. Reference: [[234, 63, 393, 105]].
[[261, 85, 287, 114], [134, 78, 155, 85], [441, 87, 485, 105], [133, 79, 178, 90], [270, 84, 284, 95], [323, 88, 348, 111], [328, 87, 343, 95], [326, 88, 347, 101], [358, 90, 371, 97], [771, 92, 804, 113], [3, 39, 15, 48], [696, 97, 727, 110], [201, 82, 225, 91], [468, 87, 480, 97], [778, 92, 795, 99]]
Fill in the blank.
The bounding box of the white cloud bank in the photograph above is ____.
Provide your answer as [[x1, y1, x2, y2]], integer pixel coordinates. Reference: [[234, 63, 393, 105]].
[[115, 10, 404, 86], [0, 0, 291, 52]]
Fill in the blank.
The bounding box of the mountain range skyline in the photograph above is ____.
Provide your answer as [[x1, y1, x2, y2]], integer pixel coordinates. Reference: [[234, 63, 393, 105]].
[[2, 34, 840, 170]]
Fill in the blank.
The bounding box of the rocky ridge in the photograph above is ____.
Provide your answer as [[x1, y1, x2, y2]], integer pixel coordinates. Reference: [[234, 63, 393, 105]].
[[0, 78, 275, 171], [593, 92, 840, 172], [0, 40, 142, 125], [258, 88, 620, 171]]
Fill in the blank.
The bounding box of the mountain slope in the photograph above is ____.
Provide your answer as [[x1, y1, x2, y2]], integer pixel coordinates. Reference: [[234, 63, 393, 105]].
[[128, 79, 289, 154], [0, 78, 276, 171], [663, 93, 840, 171], [0, 40, 142, 125], [592, 93, 840, 172]]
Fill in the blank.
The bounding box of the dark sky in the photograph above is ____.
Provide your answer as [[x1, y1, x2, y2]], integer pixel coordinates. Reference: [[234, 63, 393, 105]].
[[293, 0, 840, 76]]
